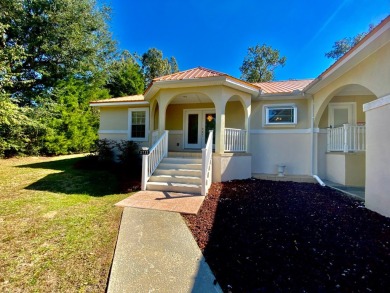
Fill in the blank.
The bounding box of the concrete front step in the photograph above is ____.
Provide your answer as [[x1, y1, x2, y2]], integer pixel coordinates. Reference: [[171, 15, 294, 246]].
[[158, 163, 202, 170], [146, 154, 203, 194], [146, 182, 201, 194], [163, 157, 202, 164], [149, 174, 201, 185], [168, 151, 202, 158], [154, 168, 202, 177]]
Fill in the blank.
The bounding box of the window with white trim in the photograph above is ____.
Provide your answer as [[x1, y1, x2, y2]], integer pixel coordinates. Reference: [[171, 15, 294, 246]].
[[128, 108, 149, 141], [264, 105, 297, 125]]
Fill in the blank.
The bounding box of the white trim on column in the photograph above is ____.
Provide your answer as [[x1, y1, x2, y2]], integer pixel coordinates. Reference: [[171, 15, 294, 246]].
[[363, 95, 390, 112]]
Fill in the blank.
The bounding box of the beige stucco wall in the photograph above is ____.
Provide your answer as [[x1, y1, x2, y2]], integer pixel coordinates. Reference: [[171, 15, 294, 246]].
[[98, 105, 150, 148], [365, 97, 390, 217], [99, 106, 129, 131], [225, 101, 245, 129], [313, 42, 390, 126], [318, 95, 376, 128], [212, 153, 252, 182], [251, 99, 310, 129], [250, 133, 311, 175], [325, 152, 365, 186]]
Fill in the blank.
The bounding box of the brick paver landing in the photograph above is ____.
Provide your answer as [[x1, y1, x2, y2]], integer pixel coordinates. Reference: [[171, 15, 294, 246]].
[[115, 190, 205, 214]]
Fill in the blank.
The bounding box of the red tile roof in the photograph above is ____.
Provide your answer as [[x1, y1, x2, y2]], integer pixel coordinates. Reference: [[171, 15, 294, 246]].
[[153, 66, 226, 81], [253, 79, 314, 94]]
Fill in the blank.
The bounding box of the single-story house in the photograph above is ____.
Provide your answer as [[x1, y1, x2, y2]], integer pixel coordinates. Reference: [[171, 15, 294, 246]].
[[90, 15, 390, 217]]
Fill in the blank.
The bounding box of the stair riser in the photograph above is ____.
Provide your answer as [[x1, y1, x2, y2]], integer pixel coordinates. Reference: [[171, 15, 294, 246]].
[[158, 163, 202, 170], [149, 176, 201, 185], [146, 184, 201, 194], [154, 169, 201, 177], [163, 158, 202, 164]]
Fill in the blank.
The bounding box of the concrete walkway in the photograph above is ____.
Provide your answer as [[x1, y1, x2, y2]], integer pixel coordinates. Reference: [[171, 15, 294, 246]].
[[323, 180, 365, 201], [107, 207, 222, 293]]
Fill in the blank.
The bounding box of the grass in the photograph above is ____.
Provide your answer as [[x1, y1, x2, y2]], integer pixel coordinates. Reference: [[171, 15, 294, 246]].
[[0, 155, 129, 292]]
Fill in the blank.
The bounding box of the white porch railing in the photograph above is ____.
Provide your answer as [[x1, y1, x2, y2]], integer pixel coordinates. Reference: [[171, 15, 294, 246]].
[[201, 130, 213, 196], [224, 128, 247, 152], [327, 124, 366, 152], [141, 130, 169, 190]]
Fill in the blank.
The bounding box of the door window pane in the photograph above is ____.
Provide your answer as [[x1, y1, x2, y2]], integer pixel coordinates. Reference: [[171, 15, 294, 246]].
[[188, 114, 198, 144], [334, 108, 349, 127], [205, 113, 216, 144]]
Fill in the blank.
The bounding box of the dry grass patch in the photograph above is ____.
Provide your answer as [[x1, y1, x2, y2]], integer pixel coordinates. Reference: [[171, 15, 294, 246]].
[[0, 155, 129, 292]]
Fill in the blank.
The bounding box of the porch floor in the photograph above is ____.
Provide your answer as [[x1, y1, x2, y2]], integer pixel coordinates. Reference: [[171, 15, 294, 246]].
[[323, 180, 365, 201], [115, 190, 205, 215]]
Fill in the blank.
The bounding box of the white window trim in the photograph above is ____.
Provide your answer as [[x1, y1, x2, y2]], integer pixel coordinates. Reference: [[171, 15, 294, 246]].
[[128, 108, 149, 142], [263, 104, 297, 126]]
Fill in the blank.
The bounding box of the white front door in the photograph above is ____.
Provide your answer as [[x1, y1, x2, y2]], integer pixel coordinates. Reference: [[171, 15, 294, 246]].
[[184, 109, 216, 149], [328, 103, 356, 128]]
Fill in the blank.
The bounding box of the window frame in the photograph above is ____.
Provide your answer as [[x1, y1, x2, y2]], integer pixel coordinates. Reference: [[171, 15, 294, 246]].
[[264, 104, 297, 126], [128, 108, 149, 141]]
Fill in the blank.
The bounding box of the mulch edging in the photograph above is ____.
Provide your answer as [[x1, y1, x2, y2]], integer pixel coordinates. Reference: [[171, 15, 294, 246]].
[[183, 179, 390, 292]]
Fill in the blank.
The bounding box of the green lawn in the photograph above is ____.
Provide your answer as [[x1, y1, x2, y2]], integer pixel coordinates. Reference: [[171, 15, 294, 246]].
[[0, 155, 129, 292]]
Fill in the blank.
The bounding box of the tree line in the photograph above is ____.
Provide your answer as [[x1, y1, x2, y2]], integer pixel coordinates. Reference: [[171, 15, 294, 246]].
[[0, 0, 178, 157]]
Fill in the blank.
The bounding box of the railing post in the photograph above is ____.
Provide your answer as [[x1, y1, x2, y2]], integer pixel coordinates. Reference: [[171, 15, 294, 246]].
[[164, 130, 169, 157], [141, 154, 148, 190], [201, 148, 206, 196], [343, 124, 349, 153]]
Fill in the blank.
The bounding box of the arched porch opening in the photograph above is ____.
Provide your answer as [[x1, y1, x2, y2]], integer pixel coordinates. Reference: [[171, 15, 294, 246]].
[[150, 99, 160, 144], [315, 84, 377, 190], [163, 92, 216, 152], [224, 95, 248, 152]]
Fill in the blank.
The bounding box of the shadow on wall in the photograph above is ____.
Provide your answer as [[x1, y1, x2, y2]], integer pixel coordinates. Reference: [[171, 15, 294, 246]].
[[18, 157, 120, 197]]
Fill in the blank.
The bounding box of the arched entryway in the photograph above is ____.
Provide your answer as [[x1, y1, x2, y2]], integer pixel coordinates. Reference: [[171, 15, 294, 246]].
[[315, 84, 377, 190]]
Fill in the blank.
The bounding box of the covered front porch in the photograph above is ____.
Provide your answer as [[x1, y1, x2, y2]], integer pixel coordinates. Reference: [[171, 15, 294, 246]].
[[141, 67, 259, 195]]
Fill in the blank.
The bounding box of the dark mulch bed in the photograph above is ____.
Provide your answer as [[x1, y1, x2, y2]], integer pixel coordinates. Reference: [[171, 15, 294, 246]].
[[183, 179, 390, 292]]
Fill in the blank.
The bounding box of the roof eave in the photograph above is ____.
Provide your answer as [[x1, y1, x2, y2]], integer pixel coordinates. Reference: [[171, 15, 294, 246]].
[[255, 91, 307, 100], [90, 101, 149, 107]]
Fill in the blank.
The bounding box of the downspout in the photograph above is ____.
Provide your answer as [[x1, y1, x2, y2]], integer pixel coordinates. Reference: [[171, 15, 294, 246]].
[[310, 95, 326, 187]]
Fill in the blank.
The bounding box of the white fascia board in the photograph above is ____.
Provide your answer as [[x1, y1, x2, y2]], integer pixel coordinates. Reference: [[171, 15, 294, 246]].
[[223, 78, 260, 96], [254, 92, 307, 101], [90, 101, 149, 107]]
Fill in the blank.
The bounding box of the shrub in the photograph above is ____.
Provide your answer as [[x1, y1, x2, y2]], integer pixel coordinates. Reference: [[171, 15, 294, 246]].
[[96, 139, 115, 166], [116, 140, 141, 178]]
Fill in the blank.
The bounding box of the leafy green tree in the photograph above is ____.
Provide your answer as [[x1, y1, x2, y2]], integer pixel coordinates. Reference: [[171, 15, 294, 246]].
[[0, 94, 46, 157], [0, 0, 115, 105], [42, 78, 109, 155], [239, 44, 286, 82], [325, 24, 374, 60], [137, 48, 179, 87], [106, 51, 144, 97]]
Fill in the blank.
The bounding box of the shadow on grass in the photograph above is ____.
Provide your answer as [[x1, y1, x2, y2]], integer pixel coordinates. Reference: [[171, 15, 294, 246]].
[[18, 157, 120, 197]]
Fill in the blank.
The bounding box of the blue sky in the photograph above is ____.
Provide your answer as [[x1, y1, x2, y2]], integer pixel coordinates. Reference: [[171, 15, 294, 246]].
[[105, 0, 389, 81]]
